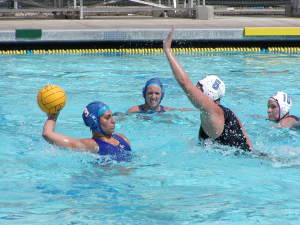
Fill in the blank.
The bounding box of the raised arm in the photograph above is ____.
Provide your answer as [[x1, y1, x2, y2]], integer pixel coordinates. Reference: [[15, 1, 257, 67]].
[[163, 27, 220, 115], [42, 113, 97, 152], [163, 27, 225, 138]]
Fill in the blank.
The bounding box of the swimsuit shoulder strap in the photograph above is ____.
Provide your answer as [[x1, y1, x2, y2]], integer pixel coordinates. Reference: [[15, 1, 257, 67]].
[[287, 115, 300, 121], [138, 104, 146, 113]]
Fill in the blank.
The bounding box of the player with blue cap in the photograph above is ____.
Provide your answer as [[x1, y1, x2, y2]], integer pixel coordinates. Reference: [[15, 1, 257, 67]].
[[142, 78, 165, 102], [82, 101, 111, 134], [42, 101, 131, 162], [127, 77, 192, 113]]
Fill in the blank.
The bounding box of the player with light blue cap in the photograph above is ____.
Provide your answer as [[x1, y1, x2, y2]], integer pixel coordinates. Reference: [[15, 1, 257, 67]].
[[127, 77, 192, 113], [142, 78, 165, 102]]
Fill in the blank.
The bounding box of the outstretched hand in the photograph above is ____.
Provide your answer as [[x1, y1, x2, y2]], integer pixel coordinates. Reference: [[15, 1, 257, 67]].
[[163, 26, 174, 51]]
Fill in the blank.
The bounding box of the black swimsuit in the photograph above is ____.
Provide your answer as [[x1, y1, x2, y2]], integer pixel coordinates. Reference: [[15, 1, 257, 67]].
[[199, 105, 250, 151], [286, 115, 300, 129], [286, 115, 299, 121]]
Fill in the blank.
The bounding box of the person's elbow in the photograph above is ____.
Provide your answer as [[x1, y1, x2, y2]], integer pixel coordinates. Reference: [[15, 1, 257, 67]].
[[42, 130, 54, 144]]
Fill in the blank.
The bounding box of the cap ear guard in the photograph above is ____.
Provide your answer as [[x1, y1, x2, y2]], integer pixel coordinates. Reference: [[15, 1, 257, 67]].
[[82, 101, 110, 134], [82, 107, 99, 131], [142, 78, 165, 100]]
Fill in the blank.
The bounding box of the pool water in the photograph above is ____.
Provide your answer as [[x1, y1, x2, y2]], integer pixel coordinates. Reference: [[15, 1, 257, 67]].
[[0, 52, 300, 224]]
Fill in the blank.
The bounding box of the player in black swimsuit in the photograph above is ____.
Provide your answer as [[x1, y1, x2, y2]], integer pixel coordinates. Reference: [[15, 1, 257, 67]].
[[163, 27, 252, 151], [199, 105, 250, 151]]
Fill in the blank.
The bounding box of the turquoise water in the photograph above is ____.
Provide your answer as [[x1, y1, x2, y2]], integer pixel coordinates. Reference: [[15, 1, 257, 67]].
[[0, 52, 300, 224]]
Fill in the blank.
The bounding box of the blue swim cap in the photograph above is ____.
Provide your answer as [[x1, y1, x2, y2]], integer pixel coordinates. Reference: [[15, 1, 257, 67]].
[[82, 101, 110, 134], [142, 78, 165, 101]]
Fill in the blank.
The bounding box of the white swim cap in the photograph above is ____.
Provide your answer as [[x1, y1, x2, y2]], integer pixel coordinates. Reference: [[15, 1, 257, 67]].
[[197, 75, 225, 101], [270, 91, 292, 120]]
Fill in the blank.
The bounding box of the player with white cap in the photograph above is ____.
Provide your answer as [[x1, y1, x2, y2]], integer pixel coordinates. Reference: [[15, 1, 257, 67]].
[[267, 91, 299, 128], [163, 27, 252, 151]]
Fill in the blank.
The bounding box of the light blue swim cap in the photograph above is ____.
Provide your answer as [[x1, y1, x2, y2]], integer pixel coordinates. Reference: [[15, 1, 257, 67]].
[[142, 78, 165, 101], [82, 101, 110, 134]]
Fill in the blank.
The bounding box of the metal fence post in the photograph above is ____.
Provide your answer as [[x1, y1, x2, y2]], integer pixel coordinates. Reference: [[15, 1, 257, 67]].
[[13, 0, 18, 9], [80, 0, 84, 19]]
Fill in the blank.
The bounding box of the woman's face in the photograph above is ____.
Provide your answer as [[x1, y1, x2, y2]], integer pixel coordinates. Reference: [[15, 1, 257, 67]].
[[145, 85, 162, 109], [99, 110, 116, 135], [267, 99, 280, 121]]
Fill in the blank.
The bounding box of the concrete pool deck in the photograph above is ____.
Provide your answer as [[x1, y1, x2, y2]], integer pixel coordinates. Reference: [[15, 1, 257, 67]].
[[1, 16, 300, 43]]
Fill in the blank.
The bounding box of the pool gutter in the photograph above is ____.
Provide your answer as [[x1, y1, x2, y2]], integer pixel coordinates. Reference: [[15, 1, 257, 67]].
[[1, 28, 300, 50]]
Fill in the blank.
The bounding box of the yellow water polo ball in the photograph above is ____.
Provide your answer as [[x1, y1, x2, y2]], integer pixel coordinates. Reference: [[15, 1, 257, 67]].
[[37, 84, 66, 115]]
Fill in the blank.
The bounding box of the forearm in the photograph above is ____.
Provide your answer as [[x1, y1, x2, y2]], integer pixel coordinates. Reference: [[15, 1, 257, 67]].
[[163, 27, 193, 93], [164, 49, 209, 110], [164, 49, 191, 89], [163, 27, 216, 112], [43, 114, 58, 144], [42, 114, 74, 148]]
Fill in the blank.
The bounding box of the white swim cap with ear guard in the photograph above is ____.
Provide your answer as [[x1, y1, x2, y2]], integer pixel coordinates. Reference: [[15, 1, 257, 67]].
[[198, 75, 225, 101], [270, 91, 292, 120]]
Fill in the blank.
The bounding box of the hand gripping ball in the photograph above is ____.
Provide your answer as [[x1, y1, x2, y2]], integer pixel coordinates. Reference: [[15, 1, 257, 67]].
[[37, 85, 66, 115]]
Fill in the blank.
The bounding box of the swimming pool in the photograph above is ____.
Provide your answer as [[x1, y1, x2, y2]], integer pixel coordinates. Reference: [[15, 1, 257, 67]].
[[1, 51, 300, 224]]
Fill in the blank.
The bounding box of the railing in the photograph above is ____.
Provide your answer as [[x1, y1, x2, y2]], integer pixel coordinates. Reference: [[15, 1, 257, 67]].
[[0, 0, 293, 18], [1, 0, 291, 8]]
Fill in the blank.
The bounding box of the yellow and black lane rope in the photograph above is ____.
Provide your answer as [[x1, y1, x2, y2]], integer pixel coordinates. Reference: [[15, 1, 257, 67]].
[[1, 47, 300, 55]]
